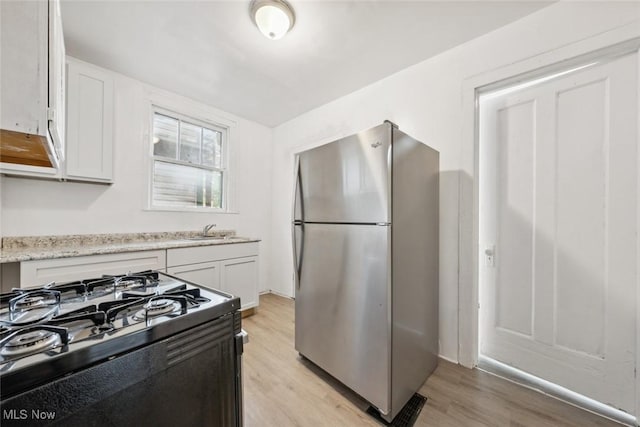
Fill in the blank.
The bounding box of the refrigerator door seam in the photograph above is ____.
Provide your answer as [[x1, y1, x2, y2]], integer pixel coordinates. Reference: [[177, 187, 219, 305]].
[[299, 221, 391, 226]]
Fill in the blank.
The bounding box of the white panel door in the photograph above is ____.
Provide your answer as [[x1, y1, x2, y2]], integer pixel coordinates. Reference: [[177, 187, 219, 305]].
[[479, 52, 638, 413]]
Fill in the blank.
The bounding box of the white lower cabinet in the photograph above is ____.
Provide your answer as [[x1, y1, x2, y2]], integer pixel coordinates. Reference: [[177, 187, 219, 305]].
[[167, 242, 259, 311], [19, 250, 166, 287], [167, 261, 220, 290], [14, 243, 259, 311], [220, 256, 258, 310]]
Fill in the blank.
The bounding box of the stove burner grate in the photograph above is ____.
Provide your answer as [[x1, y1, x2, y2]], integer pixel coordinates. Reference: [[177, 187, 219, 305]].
[[115, 278, 144, 289]]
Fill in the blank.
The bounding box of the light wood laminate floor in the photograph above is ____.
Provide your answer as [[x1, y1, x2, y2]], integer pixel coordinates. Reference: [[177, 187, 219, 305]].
[[242, 294, 620, 427]]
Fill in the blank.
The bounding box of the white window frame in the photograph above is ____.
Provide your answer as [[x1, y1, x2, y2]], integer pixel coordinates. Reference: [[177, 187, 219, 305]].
[[146, 105, 231, 213]]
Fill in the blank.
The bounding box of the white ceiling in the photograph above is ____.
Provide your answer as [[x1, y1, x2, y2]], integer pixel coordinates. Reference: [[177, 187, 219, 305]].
[[61, 0, 553, 127]]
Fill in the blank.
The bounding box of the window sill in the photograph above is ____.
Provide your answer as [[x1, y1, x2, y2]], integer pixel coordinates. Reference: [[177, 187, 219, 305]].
[[144, 206, 239, 214]]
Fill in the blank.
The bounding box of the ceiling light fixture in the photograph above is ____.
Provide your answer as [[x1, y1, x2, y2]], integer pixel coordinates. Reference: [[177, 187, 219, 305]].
[[250, 0, 295, 40]]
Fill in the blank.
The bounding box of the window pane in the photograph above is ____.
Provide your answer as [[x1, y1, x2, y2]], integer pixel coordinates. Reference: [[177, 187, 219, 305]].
[[179, 122, 201, 164], [153, 161, 222, 209], [202, 128, 222, 168], [153, 113, 178, 159]]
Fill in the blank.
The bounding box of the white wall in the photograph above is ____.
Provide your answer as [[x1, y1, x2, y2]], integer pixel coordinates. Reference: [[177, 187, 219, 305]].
[[0, 63, 274, 291], [268, 1, 640, 362]]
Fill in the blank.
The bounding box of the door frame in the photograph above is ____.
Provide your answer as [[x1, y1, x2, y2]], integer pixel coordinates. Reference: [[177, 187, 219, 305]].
[[458, 25, 640, 421]]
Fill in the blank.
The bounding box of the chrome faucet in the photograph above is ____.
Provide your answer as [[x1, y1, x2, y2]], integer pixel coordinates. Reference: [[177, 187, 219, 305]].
[[203, 224, 216, 236]]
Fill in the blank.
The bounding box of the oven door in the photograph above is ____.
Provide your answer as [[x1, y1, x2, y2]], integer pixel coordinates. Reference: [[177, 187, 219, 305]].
[[1, 313, 242, 426]]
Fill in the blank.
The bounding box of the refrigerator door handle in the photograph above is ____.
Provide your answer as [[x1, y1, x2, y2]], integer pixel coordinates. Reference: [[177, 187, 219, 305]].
[[292, 223, 304, 289], [292, 155, 300, 221], [292, 155, 304, 289]]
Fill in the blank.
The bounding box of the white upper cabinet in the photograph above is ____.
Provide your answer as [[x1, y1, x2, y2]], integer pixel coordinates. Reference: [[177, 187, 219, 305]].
[[0, 0, 65, 177], [0, 1, 113, 183], [65, 57, 114, 183]]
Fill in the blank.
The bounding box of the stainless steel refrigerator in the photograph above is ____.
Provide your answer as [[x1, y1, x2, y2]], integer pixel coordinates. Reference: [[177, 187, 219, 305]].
[[292, 121, 439, 422]]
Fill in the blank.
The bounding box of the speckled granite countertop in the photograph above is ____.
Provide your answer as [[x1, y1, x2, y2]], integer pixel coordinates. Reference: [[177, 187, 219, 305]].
[[0, 231, 260, 263]]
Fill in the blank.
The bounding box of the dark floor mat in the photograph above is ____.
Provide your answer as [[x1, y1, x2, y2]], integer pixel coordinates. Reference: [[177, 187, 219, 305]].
[[366, 393, 427, 427]]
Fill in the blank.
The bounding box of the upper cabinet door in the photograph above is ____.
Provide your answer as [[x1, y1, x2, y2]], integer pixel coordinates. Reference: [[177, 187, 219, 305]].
[[48, 0, 66, 162], [296, 123, 391, 224], [65, 58, 114, 183], [0, 0, 64, 176], [0, 0, 47, 136]]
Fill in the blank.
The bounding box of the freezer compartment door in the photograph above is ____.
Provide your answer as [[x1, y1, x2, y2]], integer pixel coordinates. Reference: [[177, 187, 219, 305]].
[[295, 223, 390, 414], [297, 123, 391, 223]]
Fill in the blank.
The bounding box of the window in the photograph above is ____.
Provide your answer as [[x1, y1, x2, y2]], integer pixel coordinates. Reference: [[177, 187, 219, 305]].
[[150, 109, 227, 210]]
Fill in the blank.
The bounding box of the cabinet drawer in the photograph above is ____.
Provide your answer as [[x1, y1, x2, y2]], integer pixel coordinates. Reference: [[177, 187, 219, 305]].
[[167, 242, 258, 267], [20, 250, 166, 287]]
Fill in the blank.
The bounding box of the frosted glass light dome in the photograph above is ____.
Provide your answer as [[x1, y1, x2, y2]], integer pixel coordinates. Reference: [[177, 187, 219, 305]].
[[250, 0, 295, 40]]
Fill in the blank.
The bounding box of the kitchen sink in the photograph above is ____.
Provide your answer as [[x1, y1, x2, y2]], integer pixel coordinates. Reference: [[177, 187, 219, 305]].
[[186, 236, 230, 241], [185, 236, 249, 241]]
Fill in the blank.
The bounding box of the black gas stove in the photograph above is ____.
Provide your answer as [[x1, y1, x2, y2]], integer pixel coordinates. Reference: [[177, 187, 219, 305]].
[[0, 271, 244, 426]]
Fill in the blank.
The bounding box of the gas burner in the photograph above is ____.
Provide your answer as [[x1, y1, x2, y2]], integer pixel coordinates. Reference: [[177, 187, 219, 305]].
[[133, 299, 178, 320], [0, 330, 58, 357], [147, 298, 176, 314], [115, 278, 145, 290], [0, 327, 69, 359], [0, 325, 69, 360], [106, 271, 159, 286], [14, 295, 46, 310], [9, 290, 60, 313], [133, 296, 188, 321]]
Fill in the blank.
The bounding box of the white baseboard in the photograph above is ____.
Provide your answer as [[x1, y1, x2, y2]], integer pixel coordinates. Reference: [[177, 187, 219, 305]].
[[438, 355, 459, 365], [259, 289, 294, 299]]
